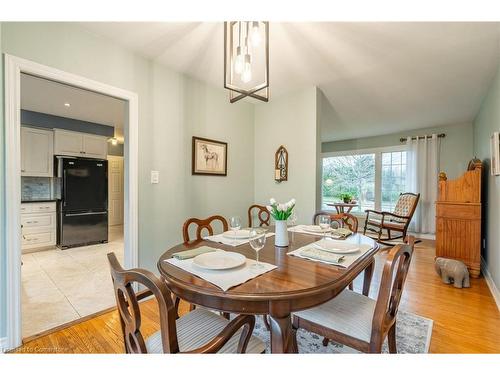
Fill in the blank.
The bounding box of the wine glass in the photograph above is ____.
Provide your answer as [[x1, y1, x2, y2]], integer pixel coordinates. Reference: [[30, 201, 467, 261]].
[[249, 228, 266, 270], [229, 216, 242, 245], [318, 215, 331, 239], [330, 219, 340, 236]]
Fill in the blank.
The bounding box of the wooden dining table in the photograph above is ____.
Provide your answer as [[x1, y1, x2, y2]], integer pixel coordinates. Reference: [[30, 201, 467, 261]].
[[157, 229, 379, 353]]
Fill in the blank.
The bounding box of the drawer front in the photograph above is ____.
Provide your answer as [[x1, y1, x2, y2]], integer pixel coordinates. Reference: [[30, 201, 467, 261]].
[[31, 202, 56, 213], [436, 203, 480, 220], [21, 213, 56, 228], [21, 202, 56, 214], [22, 231, 55, 248]]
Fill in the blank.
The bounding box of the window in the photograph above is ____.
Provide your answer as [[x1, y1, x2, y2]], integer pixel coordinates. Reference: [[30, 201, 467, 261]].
[[322, 154, 375, 213], [321, 146, 407, 214], [381, 151, 407, 212]]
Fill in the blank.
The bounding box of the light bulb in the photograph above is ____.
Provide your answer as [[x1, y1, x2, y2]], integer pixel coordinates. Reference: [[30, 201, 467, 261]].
[[250, 21, 260, 47], [234, 46, 244, 74], [242, 55, 252, 83]]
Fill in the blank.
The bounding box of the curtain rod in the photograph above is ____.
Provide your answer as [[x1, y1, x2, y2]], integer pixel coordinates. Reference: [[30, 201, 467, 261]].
[[399, 133, 446, 142]]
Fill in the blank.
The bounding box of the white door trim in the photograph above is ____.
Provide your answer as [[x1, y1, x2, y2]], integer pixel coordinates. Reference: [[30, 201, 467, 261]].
[[3, 54, 139, 350]]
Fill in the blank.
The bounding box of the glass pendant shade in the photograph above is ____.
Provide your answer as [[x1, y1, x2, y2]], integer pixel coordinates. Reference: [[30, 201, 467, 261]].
[[224, 21, 269, 103]]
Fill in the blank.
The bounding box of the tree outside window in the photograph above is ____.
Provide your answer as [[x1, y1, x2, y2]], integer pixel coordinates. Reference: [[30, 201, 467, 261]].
[[322, 154, 375, 212]]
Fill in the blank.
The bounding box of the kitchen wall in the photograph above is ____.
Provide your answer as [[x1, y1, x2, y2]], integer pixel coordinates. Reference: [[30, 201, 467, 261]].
[[254, 86, 319, 223], [322, 122, 474, 180], [473, 63, 500, 294], [0, 22, 255, 337]]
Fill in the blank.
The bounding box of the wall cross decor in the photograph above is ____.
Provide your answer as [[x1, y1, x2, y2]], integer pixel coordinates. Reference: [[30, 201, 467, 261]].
[[275, 145, 288, 182]]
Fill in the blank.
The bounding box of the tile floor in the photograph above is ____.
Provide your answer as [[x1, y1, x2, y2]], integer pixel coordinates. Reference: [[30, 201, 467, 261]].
[[21, 225, 124, 338]]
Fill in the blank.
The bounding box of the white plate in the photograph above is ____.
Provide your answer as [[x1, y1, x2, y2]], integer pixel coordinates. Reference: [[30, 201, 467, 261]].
[[193, 251, 247, 270], [302, 225, 332, 234], [222, 229, 251, 239], [312, 239, 360, 254]]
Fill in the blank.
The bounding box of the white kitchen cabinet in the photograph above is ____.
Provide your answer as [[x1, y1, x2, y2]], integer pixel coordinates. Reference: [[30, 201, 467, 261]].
[[82, 133, 109, 158], [21, 127, 54, 177], [54, 129, 108, 159], [21, 202, 57, 252]]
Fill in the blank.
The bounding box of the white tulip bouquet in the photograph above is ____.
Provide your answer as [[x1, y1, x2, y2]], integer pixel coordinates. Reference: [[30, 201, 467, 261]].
[[266, 198, 296, 221]]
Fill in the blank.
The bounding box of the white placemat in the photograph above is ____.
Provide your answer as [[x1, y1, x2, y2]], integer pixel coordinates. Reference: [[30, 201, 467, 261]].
[[204, 232, 275, 247], [288, 225, 348, 239], [164, 252, 277, 291], [288, 240, 373, 268]]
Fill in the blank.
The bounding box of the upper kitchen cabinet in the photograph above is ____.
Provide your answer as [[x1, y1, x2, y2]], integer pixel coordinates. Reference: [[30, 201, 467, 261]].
[[54, 129, 108, 159], [21, 127, 54, 177]]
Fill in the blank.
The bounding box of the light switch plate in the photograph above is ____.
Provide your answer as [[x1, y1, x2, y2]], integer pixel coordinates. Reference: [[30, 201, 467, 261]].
[[151, 170, 159, 184]]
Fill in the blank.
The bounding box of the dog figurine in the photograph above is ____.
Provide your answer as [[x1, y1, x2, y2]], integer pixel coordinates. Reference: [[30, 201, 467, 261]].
[[434, 257, 470, 288]]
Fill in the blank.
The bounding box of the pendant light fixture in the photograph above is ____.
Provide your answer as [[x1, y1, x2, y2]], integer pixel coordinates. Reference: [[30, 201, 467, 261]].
[[224, 21, 269, 103]]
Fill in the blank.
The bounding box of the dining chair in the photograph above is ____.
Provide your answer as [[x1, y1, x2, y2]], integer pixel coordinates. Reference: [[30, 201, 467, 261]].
[[292, 237, 415, 353], [248, 204, 271, 227], [182, 215, 230, 315], [107, 252, 266, 354], [312, 211, 359, 232], [182, 215, 229, 243], [363, 193, 420, 245]]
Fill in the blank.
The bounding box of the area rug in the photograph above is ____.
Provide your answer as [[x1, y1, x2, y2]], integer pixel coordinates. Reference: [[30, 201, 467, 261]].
[[252, 311, 433, 354]]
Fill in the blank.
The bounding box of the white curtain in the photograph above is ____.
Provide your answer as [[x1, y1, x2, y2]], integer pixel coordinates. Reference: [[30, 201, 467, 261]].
[[406, 134, 440, 234]]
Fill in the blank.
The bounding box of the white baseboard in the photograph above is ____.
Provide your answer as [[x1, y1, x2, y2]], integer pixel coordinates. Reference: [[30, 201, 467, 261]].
[[481, 257, 500, 311], [0, 336, 8, 353]]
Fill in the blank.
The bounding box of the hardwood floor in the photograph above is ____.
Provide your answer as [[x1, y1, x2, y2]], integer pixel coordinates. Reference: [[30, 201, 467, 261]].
[[11, 240, 500, 353]]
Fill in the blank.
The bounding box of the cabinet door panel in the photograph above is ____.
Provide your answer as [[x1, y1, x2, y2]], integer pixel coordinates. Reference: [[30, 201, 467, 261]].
[[21, 127, 54, 177], [82, 134, 107, 159], [54, 130, 83, 156]]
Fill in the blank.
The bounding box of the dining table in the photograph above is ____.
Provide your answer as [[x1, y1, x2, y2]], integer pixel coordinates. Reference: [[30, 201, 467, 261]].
[[157, 228, 379, 353]]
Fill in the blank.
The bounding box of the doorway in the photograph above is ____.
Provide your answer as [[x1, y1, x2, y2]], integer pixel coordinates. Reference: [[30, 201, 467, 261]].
[[4, 54, 139, 349]]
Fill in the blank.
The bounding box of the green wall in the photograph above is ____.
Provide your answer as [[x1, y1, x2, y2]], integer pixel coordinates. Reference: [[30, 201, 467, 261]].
[[322, 122, 474, 180], [0, 22, 255, 338], [473, 63, 500, 292], [254, 86, 319, 223]]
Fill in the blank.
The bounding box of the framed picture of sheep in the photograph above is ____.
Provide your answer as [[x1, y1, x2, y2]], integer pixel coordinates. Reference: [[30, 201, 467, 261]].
[[192, 136, 228, 176]]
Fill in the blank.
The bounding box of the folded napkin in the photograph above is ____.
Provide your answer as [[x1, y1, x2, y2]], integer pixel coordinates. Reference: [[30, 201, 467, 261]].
[[288, 241, 373, 268], [205, 232, 275, 247], [300, 247, 345, 264], [164, 256, 277, 291], [331, 227, 353, 238], [172, 246, 217, 260]]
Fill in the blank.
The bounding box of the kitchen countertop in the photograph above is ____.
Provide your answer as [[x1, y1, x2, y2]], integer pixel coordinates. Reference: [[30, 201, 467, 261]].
[[21, 199, 58, 203]]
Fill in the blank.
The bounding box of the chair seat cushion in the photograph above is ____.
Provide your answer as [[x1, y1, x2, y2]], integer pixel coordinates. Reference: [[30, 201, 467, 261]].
[[145, 308, 266, 353], [293, 289, 376, 342], [367, 218, 406, 230]]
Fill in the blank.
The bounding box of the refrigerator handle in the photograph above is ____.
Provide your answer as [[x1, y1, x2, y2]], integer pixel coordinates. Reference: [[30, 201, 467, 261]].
[[63, 169, 67, 206], [65, 212, 107, 217]]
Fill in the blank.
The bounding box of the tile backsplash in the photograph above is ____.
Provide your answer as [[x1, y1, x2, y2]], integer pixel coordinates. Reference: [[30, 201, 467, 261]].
[[21, 177, 59, 201]]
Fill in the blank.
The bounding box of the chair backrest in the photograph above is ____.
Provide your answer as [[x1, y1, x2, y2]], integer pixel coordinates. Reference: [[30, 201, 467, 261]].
[[182, 215, 229, 243], [248, 204, 271, 227], [391, 193, 420, 223], [107, 252, 178, 354], [312, 211, 358, 232], [370, 237, 415, 345]]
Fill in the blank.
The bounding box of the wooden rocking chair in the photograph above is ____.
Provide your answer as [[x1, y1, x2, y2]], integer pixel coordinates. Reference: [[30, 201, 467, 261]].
[[363, 193, 420, 246]]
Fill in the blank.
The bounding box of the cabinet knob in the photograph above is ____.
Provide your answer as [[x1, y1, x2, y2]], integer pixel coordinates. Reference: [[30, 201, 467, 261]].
[[21, 169, 26, 172]]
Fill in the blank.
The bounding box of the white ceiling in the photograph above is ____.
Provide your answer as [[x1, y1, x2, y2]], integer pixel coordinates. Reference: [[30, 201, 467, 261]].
[[79, 22, 499, 141], [21, 73, 126, 140]]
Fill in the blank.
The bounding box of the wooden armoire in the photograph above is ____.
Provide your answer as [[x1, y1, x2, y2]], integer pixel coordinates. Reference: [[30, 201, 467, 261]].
[[435, 159, 482, 277]]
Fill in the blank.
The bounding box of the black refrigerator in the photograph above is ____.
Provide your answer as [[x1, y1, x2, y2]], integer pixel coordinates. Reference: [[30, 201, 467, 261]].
[[56, 157, 108, 248]]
